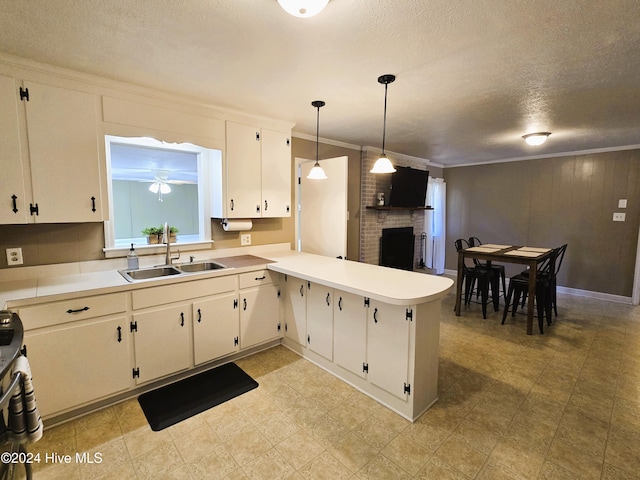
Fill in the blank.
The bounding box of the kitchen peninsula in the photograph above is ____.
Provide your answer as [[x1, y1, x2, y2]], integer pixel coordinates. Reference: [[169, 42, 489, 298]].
[[1, 248, 453, 423]]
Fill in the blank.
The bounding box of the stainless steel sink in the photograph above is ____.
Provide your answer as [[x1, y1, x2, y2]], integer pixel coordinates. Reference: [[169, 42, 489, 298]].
[[177, 261, 227, 272], [119, 266, 182, 282]]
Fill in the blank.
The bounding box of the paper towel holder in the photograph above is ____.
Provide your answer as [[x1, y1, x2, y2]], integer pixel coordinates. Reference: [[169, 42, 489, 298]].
[[221, 219, 253, 232]]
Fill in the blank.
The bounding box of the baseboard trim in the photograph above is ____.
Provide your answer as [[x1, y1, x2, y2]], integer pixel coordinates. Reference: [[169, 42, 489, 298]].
[[443, 269, 633, 304]]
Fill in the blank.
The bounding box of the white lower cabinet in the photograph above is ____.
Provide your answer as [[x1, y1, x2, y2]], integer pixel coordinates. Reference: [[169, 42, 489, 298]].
[[132, 304, 191, 384], [240, 285, 281, 349], [367, 300, 411, 401], [333, 291, 367, 378], [193, 293, 240, 365], [283, 276, 307, 347], [306, 282, 333, 360], [24, 316, 130, 418]]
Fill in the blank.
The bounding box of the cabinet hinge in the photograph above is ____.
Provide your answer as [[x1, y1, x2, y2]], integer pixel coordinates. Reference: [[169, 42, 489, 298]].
[[277, 289, 281, 298], [406, 309, 413, 321], [130, 321, 137, 332], [284, 274, 288, 282], [132, 367, 140, 379], [256, 132, 260, 141], [233, 299, 238, 309], [19, 86, 29, 102], [298, 177, 301, 185], [29, 203, 39, 216], [403, 383, 411, 395], [234, 336, 239, 346], [364, 297, 370, 307], [363, 363, 369, 373], [277, 323, 281, 332], [286, 138, 290, 147], [307, 334, 311, 344], [307, 281, 311, 289], [284, 323, 288, 332]]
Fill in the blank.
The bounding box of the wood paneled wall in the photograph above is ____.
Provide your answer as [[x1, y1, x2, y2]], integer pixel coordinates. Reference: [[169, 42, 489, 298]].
[[444, 149, 640, 297]]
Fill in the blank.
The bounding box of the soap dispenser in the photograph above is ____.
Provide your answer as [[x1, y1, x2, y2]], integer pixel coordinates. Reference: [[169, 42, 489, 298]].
[[127, 243, 139, 270]]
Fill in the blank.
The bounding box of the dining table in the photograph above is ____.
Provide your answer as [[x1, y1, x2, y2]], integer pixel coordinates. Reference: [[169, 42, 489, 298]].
[[454, 244, 553, 334]]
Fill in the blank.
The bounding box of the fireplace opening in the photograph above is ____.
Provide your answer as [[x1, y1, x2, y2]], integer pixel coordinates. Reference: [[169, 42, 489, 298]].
[[379, 227, 415, 271]]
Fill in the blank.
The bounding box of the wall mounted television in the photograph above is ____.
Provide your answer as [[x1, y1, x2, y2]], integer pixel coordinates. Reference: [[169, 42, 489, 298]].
[[388, 166, 429, 208]]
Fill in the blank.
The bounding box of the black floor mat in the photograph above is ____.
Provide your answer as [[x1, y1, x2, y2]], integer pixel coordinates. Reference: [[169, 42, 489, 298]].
[[138, 362, 258, 431]]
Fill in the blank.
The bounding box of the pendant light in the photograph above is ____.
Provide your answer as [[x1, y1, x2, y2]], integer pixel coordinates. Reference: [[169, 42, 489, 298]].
[[370, 74, 397, 174], [307, 100, 328, 180], [277, 0, 330, 18]]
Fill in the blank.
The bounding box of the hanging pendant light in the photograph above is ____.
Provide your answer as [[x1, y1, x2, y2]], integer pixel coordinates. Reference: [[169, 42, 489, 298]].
[[307, 100, 328, 180], [370, 74, 397, 174], [277, 0, 330, 18]]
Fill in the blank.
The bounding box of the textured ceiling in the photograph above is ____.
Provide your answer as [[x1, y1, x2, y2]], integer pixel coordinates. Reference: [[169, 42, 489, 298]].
[[1, 0, 640, 166]]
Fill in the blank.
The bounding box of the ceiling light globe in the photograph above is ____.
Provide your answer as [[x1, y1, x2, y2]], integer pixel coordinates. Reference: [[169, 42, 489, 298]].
[[523, 132, 551, 146], [277, 0, 329, 18], [370, 154, 397, 174]]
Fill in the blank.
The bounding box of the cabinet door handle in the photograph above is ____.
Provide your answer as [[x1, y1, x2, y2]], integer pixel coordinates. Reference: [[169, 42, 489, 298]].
[[197, 308, 202, 323], [117, 326, 122, 343], [373, 308, 378, 323], [264, 199, 268, 211], [180, 312, 185, 327], [230, 199, 234, 211], [91, 196, 96, 212], [338, 297, 343, 311], [326, 293, 330, 306], [255, 276, 266, 281], [11, 195, 18, 214], [243, 298, 247, 310], [300, 285, 304, 297], [67, 306, 90, 314]]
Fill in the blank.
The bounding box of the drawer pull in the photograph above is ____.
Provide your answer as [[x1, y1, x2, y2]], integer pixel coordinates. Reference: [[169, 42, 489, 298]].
[[255, 276, 266, 281], [117, 326, 122, 343], [66, 306, 90, 314]]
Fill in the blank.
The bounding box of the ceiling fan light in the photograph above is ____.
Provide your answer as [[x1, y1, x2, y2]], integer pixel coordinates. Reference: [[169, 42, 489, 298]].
[[148, 182, 159, 194], [277, 0, 329, 18], [370, 153, 397, 174], [307, 162, 328, 179], [523, 132, 551, 146], [160, 183, 171, 194]]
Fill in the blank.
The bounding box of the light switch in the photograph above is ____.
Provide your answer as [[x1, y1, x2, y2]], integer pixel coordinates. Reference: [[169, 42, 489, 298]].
[[618, 199, 627, 208], [613, 212, 626, 222]]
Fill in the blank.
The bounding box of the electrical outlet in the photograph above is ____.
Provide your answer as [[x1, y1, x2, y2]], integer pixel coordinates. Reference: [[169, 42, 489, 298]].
[[613, 212, 626, 222], [240, 234, 252, 246], [6, 248, 23, 266]]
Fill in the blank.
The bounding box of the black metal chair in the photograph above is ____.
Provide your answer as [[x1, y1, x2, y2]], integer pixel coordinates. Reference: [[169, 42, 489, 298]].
[[468, 236, 506, 299], [455, 239, 498, 319], [519, 244, 567, 317]]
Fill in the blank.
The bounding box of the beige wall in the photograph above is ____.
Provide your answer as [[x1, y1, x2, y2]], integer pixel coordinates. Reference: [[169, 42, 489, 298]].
[[444, 149, 640, 297]]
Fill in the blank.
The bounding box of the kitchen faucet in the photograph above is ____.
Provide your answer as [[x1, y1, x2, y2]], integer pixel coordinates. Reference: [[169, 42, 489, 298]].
[[163, 222, 180, 265]]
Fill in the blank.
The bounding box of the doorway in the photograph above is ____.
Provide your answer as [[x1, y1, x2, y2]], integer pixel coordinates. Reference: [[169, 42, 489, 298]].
[[296, 156, 348, 258]]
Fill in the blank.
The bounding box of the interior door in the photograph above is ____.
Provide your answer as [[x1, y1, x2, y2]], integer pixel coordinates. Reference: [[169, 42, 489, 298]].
[[297, 156, 348, 258]]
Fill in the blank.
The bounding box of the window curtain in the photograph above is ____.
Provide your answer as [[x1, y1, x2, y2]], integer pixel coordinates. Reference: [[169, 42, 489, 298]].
[[425, 177, 446, 274]]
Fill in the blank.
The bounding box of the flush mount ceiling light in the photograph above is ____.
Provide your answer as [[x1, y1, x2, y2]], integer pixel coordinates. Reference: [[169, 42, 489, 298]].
[[522, 132, 551, 146], [307, 100, 328, 180], [277, 0, 329, 18], [370, 74, 397, 174]]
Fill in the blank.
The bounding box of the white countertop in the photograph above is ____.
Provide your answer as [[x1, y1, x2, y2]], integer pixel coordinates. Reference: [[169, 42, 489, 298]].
[[264, 251, 453, 306], [1, 248, 453, 309]]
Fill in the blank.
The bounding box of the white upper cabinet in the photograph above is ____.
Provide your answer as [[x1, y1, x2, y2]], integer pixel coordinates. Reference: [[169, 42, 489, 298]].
[[261, 128, 291, 217], [0, 76, 103, 224], [25, 81, 103, 223], [213, 121, 292, 219], [0, 75, 28, 224]]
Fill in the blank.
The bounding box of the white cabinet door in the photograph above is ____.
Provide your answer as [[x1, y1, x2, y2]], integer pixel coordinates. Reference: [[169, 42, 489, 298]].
[[25, 81, 103, 223], [261, 128, 291, 218], [225, 121, 261, 218], [306, 282, 333, 360], [24, 316, 130, 417], [133, 304, 191, 384], [0, 75, 28, 224], [334, 291, 367, 378], [240, 284, 281, 349], [193, 293, 239, 365], [367, 301, 411, 400], [283, 276, 307, 347]]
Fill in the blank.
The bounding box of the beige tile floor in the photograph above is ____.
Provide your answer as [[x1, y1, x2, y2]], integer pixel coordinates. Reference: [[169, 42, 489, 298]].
[[8, 289, 640, 479]]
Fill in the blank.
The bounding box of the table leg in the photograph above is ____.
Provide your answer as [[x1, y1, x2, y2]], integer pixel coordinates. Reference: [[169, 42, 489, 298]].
[[527, 259, 537, 335], [455, 251, 463, 316]]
